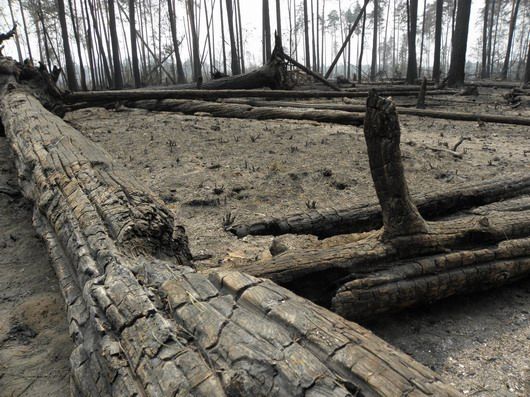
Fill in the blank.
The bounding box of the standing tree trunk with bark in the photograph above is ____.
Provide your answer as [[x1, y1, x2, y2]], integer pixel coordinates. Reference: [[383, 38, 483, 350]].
[[406, 0, 418, 84], [370, 0, 378, 81], [480, 0, 490, 79], [225, 0, 241, 75], [432, 0, 443, 82], [57, 0, 79, 91], [108, 0, 123, 89], [447, 0, 472, 88], [358, 7, 366, 83], [263, 0, 272, 63], [524, 41, 530, 87], [186, 0, 202, 82], [167, 0, 186, 83], [500, 0, 522, 80], [303, 0, 311, 69], [130, 0, 142, 87]]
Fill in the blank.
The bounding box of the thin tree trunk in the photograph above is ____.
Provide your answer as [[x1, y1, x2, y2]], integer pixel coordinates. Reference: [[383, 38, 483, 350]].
[[370, 0, 378, 81], [186, 0, 202, 82], [225, 0, 241, 75], [236, 0, 245, 73], [129, 0, 142, 86], [276, 0, 282, 45], [432, 0, 443, 82], [480, 0, 490, 78], [486, 0, 496, 77], [303, 0, 311, 69], [82, 0, 97, 89], [311, 0, 317, 71], [18, 0, 33, 61], [501, 0, 522, 80], [524, 41, 530, 87], [108, 0, 123, 89], [220, 0, 227, 74], [418, 0, 427, 77], [262, 0, 272, 63], [358, 8, 366, 83], [167, 0, 186, 83], [68, 0, 88, 90], [7, 0, 22, 62], [406, 0, 418, 84]]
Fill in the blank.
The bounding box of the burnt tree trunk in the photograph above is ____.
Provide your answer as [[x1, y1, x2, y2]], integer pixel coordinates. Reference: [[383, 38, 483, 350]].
[[432, 0, 443, 82], [447, 0, 472, 87], [364, 91, 429, 238], [406, 0, 418, 84]]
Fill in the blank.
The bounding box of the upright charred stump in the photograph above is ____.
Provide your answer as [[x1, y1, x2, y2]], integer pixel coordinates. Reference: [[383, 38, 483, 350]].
[[416, 76, 427, 109], [364, 90, 429, 239]]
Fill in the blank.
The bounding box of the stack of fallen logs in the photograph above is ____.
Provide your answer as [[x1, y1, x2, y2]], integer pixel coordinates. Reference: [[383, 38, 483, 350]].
[[2, 56, 530, 396]]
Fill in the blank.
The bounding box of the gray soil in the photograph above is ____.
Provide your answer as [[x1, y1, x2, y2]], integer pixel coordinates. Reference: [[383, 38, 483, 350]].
[[0, 136, 72, 397]]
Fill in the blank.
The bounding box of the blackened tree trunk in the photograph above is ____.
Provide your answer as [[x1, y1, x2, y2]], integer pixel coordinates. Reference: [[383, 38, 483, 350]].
[[418, 0, 427, 77], [486, 0, 495, 77], [407, 0, 418, 84], [68, 0, 87, 90], [500, 0, 522, 80], [18, 0, 33, 61], [524, 41, 530, 87], [130, 0, 142, 87], [447, 0, 472, 88], [108, 0, 123, 89], [7, 0, 22, 62], [220, 0, 227, 74], [225, 0, 241, 75], [303, 0, 311, 69], [370, 0, 378, 81], [480, 0, 490, 78], [358, 8, 366, 83], [263, 0, 272, 63], [406, 0, 418, 84], [236, 0, 245, 73], [186, 0, 202, 82], [432, 0, 443, 82], [276, 0, 282, 44], [57, 0, 79, 90]]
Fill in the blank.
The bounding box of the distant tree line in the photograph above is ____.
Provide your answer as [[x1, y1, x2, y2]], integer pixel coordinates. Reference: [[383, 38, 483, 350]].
[[2, 0, 529, 90]]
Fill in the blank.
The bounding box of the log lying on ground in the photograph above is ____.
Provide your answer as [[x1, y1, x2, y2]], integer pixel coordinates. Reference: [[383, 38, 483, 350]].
[[237, 92, 530, 318], [124, 98, 364, 125], [0, 59, 461, 396], [65, 88, 456, 105], [229, 173, 530, 238], [220, 98, 530, 126]]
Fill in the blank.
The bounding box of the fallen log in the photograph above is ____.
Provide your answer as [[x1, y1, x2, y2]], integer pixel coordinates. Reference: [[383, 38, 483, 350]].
[[237, 92, 530, 319], [65, 88, 456, 105], [0, 59, 461, 396], [123, 98, 364, 125], [229, 173, 530, 238], [219, 99, 530, 126]]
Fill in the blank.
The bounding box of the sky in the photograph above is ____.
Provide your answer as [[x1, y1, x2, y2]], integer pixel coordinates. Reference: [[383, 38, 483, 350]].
[[0, 0, 524, 79]]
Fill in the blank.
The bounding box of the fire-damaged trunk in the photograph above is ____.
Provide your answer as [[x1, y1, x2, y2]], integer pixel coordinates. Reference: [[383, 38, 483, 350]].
[[236, 91, 530, 319], [0, 57, 461, 396]]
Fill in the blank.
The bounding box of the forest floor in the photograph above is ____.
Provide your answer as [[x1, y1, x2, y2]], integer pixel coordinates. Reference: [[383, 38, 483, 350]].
[[0, 137, 72, 396], [0, 87, 528, 396]]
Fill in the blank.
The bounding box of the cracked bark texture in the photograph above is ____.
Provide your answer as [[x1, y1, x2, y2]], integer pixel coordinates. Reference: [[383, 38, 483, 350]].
[[0, 59, 461, 396], [364, 90, 428, 239]]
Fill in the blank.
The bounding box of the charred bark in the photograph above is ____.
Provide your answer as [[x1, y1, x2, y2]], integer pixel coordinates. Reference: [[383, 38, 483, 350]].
[[229, 173, 530, 238], [123, 98, 364, 125]]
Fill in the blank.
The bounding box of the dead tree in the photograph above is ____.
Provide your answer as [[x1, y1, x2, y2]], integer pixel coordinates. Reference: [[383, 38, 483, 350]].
[[447, 0, 472, 87], [0, 56, 460, 397]]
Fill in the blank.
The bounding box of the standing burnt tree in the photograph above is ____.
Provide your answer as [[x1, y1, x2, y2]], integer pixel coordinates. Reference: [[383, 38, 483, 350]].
[[500, 0, 522, 80], [406, 0, 418, 84], [57, 0, 78, 90], [225, 0, 241, 75], [447, 0, 472, 87], [432, 0, 443, 83]]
